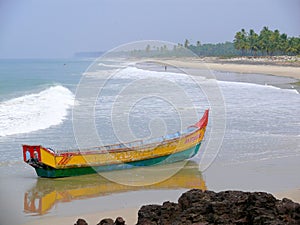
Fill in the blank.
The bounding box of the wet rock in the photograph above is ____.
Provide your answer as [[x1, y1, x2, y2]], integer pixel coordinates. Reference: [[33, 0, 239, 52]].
[[97, 217, 126, 225], [114, 217, 125, 225], [138, 205, 162, 224], [74, 218, 88, 225], [97, 218, 114, 225], [137, 189, 300, 225]]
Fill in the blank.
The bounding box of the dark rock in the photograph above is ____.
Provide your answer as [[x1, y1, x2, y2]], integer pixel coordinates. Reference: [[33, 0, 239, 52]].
[[114, 217, 125, 225], [97, 218, 114, 225], [138, 205, 162, 224], [136, 189, 300, 225], [74, 218, 88, 225]]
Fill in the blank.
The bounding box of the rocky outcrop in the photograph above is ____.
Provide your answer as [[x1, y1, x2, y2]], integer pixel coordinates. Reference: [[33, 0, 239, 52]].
[[74, 189, 300, 225], [74, 217, 126, 225], [74, 218, 88, 225], [97, 218, 114, 225], [96, 217, 126, 225], [137, 189, 300, 225]]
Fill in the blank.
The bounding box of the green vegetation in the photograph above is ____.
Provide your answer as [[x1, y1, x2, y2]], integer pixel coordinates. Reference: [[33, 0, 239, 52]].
[[183, 27, 300, 57], [233, 27, 300, 56], [126, 27, 300, 58], [188, 41, 239, 56], [127, 42, 240, 57]]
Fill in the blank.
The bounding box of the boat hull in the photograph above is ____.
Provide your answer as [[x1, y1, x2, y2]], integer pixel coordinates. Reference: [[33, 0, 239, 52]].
[[35, 143, 201, 178], [23, 109, 209, 178]]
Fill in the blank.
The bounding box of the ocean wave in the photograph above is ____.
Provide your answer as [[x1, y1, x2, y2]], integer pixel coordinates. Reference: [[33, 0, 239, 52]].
[[0, 85, 74, 137], [115, 67, 189, 79], [98, 62, 128, 68]]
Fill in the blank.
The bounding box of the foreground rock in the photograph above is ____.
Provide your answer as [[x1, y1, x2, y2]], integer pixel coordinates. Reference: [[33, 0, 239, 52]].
[[74, 190, 300, 224], [74, 217, 126, 225], [74, 218, 88, 225], [137, 189, 300, 225]]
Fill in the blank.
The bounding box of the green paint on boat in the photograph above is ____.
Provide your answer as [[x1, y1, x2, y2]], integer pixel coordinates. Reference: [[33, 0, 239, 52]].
[[35, 143, 201, 178]]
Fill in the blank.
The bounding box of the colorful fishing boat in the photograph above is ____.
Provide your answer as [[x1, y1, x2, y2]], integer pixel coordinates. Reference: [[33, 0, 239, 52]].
[[23, 110, 209, 178]]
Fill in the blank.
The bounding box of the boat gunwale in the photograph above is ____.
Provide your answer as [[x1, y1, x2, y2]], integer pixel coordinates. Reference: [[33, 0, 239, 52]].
[[53, 126, 202, 156]]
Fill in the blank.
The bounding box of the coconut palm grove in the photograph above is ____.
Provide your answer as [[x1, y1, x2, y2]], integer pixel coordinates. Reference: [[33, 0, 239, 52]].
[[185, 27, 300, 57]]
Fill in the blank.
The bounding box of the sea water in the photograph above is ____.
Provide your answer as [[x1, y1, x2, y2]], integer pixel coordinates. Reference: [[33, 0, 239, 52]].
[[0, 59, 299, 164], [0, 59, 299, 224]]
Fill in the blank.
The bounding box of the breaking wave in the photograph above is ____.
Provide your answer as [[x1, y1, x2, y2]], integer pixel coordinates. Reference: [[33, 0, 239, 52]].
[[0, 85, 74, 137]]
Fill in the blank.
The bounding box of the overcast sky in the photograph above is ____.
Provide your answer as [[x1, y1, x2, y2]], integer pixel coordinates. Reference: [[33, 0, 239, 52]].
[[0, 0, 299, 58]]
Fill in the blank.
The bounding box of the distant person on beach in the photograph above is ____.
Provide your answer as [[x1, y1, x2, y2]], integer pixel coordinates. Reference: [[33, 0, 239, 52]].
[[164, 65, 167, 71]]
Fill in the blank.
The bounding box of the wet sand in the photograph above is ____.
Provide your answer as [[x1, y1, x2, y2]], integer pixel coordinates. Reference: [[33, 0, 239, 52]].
[[203, 155, 300, 202], [275, 188, 300, 203], [162, 58, 300, 80], [23, 208, 139, 225]]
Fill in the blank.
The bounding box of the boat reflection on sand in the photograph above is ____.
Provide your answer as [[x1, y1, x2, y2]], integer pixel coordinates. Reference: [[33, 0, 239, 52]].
[[24, 160, 206, 215]]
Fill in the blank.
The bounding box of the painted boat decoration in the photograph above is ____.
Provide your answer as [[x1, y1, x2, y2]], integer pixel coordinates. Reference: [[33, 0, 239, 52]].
[[24, 161, 206, 215], [23, 109, 209, 178]]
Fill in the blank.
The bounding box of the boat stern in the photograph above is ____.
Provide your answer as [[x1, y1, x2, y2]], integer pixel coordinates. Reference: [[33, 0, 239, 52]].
[[23, 145, 56, 169], [23, 145, 42, 164]]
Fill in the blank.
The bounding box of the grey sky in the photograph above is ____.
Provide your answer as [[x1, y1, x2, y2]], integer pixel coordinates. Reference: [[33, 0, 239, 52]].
[[0, 0, 299, 58]]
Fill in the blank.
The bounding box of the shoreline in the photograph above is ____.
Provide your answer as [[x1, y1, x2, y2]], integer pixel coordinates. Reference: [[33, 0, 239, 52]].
[[274, 188, 300, 203], [136, 57, 300, 93], [162, 57, 300, 80]]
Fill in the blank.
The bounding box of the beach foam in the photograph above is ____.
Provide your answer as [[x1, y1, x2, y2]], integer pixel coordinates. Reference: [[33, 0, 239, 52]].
[[0, 85, 74, 137], [115, 67, 193, 81]]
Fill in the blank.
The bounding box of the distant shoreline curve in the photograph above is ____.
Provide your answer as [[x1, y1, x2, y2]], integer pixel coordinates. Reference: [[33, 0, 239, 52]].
[[163, 58, 300, 80]]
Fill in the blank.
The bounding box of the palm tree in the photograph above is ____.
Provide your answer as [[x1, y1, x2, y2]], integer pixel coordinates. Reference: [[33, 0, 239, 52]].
[[279, 33, 288, 54], [234, 29, 249, 56], [258, 26, 273, 55], [269, 29, 281, 55], [249, 29, 259, 56], [286, 37, 300, 55], [234, 31, 243, 55]]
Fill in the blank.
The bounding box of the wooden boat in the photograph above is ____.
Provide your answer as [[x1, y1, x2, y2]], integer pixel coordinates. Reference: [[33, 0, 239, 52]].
[[23, 110, 209, 178], [24, 161, 206, 215]]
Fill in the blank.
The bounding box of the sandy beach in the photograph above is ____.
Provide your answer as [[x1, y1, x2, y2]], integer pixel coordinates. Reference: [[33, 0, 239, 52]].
[[163, 57, 300, 80], [275, 188, 300, 203]]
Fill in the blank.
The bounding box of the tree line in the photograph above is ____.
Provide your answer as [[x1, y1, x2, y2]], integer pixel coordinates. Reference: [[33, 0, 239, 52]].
[[183, 27, 300, 56], [187, 41, 240, 57], [233, 27, 300, 56], [127, 27, 299, 57]]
